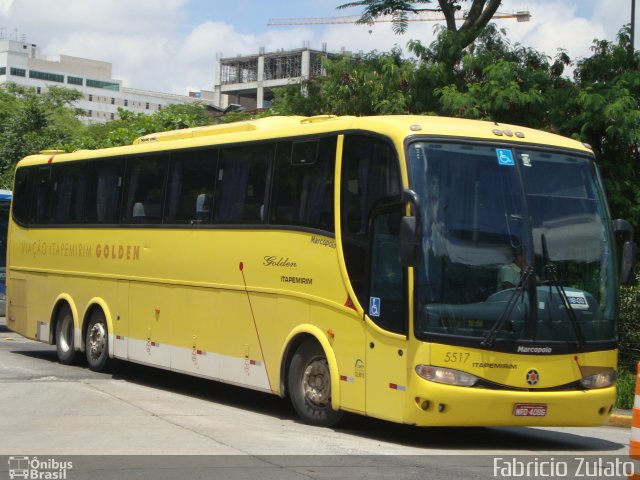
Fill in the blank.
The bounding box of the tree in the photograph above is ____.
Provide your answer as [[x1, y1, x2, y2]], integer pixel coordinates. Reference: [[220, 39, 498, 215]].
[[430, 24, 575, 129], [271, 48, 416, 116], [65, 102, 216, 150], [337, 0, 502, 66], [570, 26, 640, 225], [0, 84, 83, 188]]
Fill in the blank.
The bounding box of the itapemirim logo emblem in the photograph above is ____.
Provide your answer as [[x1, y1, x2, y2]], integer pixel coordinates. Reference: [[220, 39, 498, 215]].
[[526, 369, 540, 386], [8, 456, 73, 479]]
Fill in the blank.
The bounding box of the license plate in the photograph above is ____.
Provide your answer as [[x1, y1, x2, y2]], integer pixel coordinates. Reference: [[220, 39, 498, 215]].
[[513, 403, 548, 417]]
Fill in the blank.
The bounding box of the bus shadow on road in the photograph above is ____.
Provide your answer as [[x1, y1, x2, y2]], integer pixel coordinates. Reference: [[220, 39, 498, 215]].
[[111, 358, 295, 421], [337, 415, 625, 452], [8, 348, 625, 453]]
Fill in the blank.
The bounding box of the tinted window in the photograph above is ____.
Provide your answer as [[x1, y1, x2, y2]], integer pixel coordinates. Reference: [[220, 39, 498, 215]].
[[270, 137, 336, 231], [165, 149, 217, 224], [85, 160, 124, 223], [31, 167, 52, 224], [12, 168, 34, 225], [122, 156, 168, 224], [369, 207, 405, 333], [340, 134, 401, 305], [214, 144, 273, 223], [51, 164, 87, 224], [341, 135, 400, 237]]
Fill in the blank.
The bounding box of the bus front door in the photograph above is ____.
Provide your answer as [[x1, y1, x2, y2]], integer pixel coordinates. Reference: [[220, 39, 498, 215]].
[[364, 207, 408, 422]]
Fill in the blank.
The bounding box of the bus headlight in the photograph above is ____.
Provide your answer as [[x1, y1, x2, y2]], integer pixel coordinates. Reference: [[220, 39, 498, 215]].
[[415, 365, 478, 387], [580, 370, 616, 389]]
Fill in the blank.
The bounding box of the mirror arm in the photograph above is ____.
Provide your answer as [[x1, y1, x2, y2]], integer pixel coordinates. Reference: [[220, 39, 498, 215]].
[[402, 188, 421, 233], [613, 219, 636, 286]]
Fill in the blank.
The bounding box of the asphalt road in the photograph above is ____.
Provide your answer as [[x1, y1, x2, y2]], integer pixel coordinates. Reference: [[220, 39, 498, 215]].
[[0, 317, 635, 479]]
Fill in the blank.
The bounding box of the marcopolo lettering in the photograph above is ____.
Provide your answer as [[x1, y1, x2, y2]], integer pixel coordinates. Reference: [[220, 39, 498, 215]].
[[310, 235, 336, 249], [517, 345, 553, 354]]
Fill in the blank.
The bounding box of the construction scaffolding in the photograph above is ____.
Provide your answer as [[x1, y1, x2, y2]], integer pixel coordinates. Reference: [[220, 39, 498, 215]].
[[214, 48, 331, 110], [264, 53, 302, 81], [309, 52, 325, 78], [220, 57, 259, 85]]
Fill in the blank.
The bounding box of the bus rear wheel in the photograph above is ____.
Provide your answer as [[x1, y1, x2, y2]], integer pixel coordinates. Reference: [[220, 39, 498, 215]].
[[288, 340, 344, 427], [85, 309, 111, 372], [55, 305, 76, 365]]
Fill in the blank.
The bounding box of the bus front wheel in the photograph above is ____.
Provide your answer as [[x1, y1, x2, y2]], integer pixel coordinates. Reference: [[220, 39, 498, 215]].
[[85, 309, 111, 372], [288, 340, 344, 427], [55, 305, 76, 365]]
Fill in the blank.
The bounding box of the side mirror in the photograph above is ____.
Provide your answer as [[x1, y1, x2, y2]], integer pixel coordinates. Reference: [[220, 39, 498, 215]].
[[620, 241, 636, 286], [613, 219, 636, 286], [399, 189, 421, 268], [400, 216, 419, 267]]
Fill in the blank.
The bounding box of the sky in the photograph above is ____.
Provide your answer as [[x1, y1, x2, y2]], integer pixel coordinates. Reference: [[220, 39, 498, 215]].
[[0, 0, 638, 95]]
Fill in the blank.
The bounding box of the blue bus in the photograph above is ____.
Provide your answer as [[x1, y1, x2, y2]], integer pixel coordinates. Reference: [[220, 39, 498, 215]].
[[0, 189, 11, 317]]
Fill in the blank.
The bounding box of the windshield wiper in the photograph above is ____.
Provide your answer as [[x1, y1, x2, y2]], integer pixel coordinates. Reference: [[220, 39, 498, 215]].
[[541, 234, 586, 347], [481, 266, 534, 347]]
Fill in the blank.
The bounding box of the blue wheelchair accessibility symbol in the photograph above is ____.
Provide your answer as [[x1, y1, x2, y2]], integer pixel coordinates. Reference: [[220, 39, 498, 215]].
[[496, 148, 515, 166], [369, 297, 381, 317]]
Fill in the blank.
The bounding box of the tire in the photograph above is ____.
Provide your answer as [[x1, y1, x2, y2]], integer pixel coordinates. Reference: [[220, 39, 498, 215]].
[[288, 340, 344, 427], [55, 305, 77, 365], [85, 309, 111, 372]]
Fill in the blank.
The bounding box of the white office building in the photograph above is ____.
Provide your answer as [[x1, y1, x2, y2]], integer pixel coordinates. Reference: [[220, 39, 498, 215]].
[[0, 37, 214, 123]]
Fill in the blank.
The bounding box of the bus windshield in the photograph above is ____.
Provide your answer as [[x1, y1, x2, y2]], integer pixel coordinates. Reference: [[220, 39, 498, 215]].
[[408, 141, 617, 348]]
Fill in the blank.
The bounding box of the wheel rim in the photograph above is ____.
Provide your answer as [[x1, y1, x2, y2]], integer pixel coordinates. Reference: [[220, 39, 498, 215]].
[[88, 321, 106, 361], [59, 315, 73, 353], [302, 356, 331, 407]]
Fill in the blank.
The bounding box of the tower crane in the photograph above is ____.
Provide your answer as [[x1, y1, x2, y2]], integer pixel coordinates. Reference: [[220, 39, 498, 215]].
[[267, 9, 531, 27]]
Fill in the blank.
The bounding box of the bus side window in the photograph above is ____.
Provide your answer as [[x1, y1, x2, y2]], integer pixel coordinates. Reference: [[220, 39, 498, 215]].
[[51, 163, 87, 224], [12, 168, 34, 225], [270, 137, 336, 232], [31, 166, 52, 224], [84, 159, 125, 224], [214, 144, 273, 224], [165, 149, 218, 224], [340, 134, 401, 309], [122, 156, 169, 224]]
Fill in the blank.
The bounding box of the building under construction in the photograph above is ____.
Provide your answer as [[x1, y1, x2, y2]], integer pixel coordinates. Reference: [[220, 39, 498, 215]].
[[212, 46, 330, 110]]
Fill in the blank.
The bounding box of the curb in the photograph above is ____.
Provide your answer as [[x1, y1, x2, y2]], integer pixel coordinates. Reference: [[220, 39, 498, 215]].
[[607, 413, 632, 428]]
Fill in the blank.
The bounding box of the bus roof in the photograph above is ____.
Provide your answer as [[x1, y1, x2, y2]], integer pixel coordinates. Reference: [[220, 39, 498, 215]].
[[17, 115, 592, 167]]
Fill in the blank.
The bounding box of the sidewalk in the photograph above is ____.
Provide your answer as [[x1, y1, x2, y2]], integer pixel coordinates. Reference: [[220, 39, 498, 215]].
[[608, 409, 632, 427]]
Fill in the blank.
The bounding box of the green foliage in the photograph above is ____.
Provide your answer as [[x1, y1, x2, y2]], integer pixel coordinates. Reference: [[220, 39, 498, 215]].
[[618, 272, 640, 372], [571, 27, 640, 226], [437, 60, 546, 122], [66, 102, 215, 150], [271, 48, 415, 115], [616, 370, 636, 409], [337, 0, 437, 34], [337, 0, 501, 53], [0, 84, 83, 188]]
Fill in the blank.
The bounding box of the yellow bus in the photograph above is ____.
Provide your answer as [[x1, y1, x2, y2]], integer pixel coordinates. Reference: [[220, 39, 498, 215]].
[[6, 115, 636, 427]]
